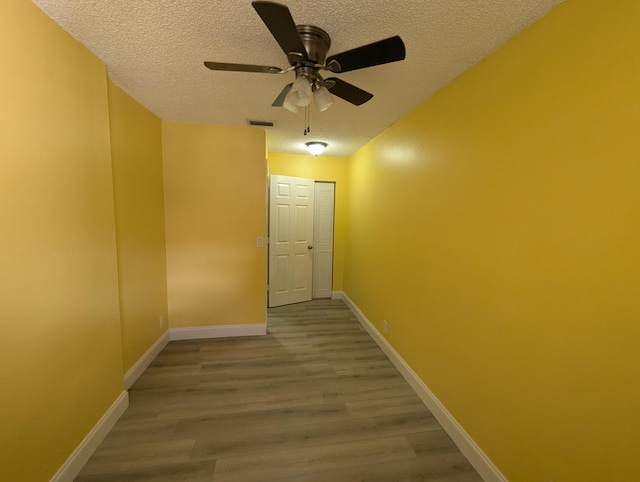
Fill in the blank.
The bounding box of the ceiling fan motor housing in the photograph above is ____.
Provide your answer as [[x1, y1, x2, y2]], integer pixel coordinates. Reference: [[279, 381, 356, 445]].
[[294, 25, 331, 82]]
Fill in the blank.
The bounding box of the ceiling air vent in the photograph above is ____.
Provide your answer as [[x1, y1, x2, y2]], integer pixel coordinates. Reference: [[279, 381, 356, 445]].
[[248, 119, 275, 127]]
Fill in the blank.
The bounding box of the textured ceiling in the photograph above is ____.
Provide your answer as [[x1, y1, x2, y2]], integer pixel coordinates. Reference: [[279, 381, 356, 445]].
[[32, 0, 562, 157]]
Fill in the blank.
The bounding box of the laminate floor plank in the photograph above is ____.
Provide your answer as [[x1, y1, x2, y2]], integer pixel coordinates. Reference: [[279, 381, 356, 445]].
[[172, 402, 352, 439], [191, 411, 446, 463], [78, 439, 196, 476], [190, 417, 380, 461], [128, 383, 273, 405], [75, 299, 481, 481], [323, 383, 418, 403], [155, 391, 327, 421], [98, 419, 179, 448], [278, 452, 483, 482], [74, 460, 217, 482], [346, 395, 431, 418], [211, 434, 417, 482]]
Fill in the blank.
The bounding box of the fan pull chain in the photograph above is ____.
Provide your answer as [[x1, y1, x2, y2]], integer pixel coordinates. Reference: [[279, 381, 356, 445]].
[[303, 106, 310, 136]]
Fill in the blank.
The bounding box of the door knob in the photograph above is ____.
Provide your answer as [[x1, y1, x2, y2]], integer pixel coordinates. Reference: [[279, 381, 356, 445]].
[[308, 245, 313, 250]]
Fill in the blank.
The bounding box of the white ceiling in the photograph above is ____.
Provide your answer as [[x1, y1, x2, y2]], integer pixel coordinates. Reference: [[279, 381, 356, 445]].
[[32, 0, 562, 157]]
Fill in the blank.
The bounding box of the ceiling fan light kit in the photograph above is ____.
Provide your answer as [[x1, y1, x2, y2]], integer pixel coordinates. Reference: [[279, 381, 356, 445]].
[[306, 142, 327, 156], [204, 1, 406, 114]]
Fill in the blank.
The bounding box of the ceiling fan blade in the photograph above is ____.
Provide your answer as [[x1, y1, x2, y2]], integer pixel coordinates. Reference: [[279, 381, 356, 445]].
[[252, 1, 308, 59], [325, 78, 373, 106], [204, 61, 283, 74], [272, 83, 293, 107], [326, 36, 406, 73]]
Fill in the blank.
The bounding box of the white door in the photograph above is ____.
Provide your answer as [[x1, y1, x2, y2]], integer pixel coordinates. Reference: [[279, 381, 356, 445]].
[[313, 182, 335, 298], [268, 175, 315, 307]]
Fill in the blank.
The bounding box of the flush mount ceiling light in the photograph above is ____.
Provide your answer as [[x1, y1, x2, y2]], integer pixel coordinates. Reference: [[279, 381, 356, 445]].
[[306, 142, 327, 156]]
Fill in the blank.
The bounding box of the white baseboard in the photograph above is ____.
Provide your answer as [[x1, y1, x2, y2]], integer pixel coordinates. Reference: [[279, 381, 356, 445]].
[[50, 391, 128, 482], [124, 331, 170, 389], [169, 323, 267, 341], [331, 290, 344, 300], [342, 293, 507, 482]]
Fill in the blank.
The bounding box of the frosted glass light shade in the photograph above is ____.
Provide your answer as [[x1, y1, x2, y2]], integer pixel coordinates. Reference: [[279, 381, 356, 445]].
[[314, 85, 334, 112], [284, 76, 312, 111], [283, 95, 299, 113], [305, 142, 327, 156]]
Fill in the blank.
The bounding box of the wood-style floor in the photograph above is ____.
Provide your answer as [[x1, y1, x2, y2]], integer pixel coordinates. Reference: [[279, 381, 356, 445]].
[[75, 299, 482, 481]]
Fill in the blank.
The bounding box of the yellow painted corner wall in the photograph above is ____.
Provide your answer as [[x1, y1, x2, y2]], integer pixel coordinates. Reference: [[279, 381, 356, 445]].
[[268, 152, 348, 291], [107, 80, 168, 373], [0, 1, 124, 481], [163, 122, 267, 328], [344, 0, 640, 480]]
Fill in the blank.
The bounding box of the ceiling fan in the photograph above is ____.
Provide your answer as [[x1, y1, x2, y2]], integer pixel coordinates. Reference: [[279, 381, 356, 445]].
[[204, 1, 406, 113]]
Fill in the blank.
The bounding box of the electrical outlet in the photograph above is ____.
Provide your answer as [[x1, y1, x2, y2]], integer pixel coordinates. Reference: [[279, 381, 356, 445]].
[[383, 320, 388, 334], [159, 315, 164, 329]]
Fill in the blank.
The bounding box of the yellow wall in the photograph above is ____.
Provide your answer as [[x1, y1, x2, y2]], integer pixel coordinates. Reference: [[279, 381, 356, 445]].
[[344, 0, 640, 480], [107, 80, 168, 373], [163, 122, 267, 328], [268, 152, 348, 291], [0, 1, 124, 480]]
